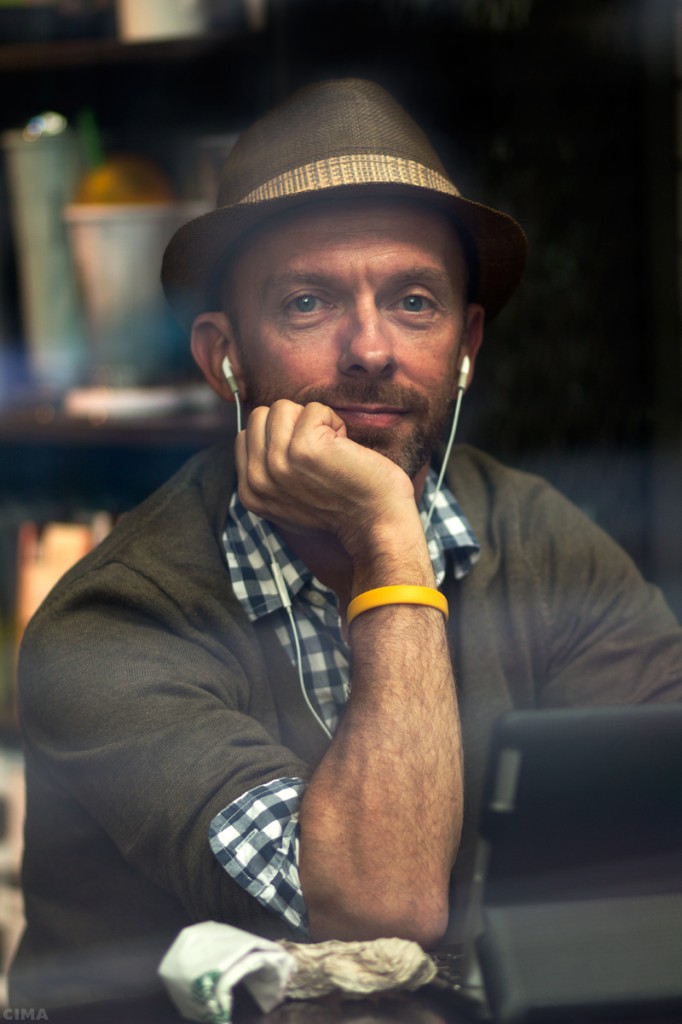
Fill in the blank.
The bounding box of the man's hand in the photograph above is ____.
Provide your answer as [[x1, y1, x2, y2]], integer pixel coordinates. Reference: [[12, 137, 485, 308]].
[[235, 399, 418, 564]]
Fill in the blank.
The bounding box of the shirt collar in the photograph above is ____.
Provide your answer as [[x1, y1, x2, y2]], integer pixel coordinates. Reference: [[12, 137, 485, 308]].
[[224, 467, 479, 622]]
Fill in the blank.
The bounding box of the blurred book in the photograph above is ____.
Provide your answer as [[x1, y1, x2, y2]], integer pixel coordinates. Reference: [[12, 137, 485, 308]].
[[15, 514, 113, 648], [63, 382, 219, 419]]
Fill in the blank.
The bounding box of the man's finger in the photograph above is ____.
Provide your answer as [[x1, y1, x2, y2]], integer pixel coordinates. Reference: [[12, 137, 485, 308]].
[[262, 399, 305, 458], [295, 401, 347, 437]]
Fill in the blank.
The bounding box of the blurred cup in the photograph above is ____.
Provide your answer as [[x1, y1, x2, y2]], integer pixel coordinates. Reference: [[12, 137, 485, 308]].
[[116, 0, 207, 41], [2, 120, 88, 389], [64, 201, 207, 387]]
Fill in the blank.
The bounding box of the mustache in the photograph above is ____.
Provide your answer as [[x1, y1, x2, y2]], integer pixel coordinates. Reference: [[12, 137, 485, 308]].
[[299, 380, 430, 414]]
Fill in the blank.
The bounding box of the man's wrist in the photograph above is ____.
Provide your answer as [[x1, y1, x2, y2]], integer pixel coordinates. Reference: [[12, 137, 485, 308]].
[[349, 543, 436, 598]]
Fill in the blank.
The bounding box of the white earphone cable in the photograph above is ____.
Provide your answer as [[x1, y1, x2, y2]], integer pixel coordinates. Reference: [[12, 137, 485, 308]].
[[423, 355, 470, 530]]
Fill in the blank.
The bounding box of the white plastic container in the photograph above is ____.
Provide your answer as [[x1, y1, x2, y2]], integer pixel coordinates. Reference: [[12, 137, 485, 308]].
[[3, 128, 87, 388], [64, 202, 206, 386]]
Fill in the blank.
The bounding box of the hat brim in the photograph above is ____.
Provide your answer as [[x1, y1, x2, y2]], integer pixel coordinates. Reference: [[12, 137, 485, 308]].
[[161, 181, 527, 331]]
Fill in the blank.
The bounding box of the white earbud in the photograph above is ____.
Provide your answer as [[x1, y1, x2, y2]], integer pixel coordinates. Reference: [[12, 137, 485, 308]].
[[221, 356, 238, 394], [457, 355, 471, 392], [221, 356, 242, 431]]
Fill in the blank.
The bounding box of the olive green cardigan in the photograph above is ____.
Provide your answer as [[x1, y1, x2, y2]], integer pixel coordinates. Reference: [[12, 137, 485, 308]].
[[11, 443, 682, 1008]]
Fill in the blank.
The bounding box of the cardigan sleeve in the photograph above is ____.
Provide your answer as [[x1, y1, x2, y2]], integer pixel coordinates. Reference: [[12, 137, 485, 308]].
[[449, 446, 682, 715], [516, 476, 682, 708], [17, 556, 313, 929]]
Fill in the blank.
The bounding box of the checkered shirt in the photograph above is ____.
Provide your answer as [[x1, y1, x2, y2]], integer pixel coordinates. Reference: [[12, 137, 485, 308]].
[[209, 469, 479, 937]]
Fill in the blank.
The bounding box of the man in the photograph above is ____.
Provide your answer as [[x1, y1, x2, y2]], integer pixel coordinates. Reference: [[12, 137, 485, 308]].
[[11, 79, 682, 1008]]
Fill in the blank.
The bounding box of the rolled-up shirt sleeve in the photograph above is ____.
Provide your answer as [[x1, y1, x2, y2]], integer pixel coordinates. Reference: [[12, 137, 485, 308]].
[[209, 777, 309, 937]]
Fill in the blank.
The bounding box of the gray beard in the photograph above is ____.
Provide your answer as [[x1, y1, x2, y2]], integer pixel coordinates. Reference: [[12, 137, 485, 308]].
[[340, 416, 447, 479]]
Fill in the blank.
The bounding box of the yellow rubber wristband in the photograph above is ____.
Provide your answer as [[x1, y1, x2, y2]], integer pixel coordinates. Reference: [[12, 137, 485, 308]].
[[346, 585, 449, 627]]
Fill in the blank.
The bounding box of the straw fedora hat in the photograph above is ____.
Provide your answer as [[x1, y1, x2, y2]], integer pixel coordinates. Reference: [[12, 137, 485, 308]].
[[161, 78, 527, 329]]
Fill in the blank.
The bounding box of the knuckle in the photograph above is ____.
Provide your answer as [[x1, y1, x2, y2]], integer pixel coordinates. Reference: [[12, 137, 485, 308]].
[[264, 447, 289, 482], [236, 477, 258, 513], [247, 463, 263, 490]]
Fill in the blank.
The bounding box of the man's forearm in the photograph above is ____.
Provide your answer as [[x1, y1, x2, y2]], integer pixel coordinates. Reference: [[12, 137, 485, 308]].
[[298, 543, 463, 946]]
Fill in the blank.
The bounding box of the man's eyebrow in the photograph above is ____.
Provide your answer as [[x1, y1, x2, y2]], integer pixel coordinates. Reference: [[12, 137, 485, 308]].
[[263, 270, 337, 296], [262, 266, 455, 295], [383, 267, 454, 291]]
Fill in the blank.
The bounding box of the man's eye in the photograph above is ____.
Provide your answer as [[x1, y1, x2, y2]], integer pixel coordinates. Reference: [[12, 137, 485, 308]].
[[290, 295, 320, 313], [400, 295, 431, 312]]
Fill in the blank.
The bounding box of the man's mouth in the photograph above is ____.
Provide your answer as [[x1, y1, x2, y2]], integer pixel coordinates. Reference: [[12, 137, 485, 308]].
[[333, 405, 409, 430]]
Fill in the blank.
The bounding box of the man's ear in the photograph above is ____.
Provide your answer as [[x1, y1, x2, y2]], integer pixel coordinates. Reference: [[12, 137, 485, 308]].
[[190, 312, 246, 403], [456, 303, 485, 393]]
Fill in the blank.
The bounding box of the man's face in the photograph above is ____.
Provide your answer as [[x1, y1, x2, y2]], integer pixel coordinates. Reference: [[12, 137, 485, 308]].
[[225, 198, 483, 479]]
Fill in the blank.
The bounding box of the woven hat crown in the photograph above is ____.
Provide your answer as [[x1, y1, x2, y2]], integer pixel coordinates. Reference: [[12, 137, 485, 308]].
[[219, 78, 450, 207]]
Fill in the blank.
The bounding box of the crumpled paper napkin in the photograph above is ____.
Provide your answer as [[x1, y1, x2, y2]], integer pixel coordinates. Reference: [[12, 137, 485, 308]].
[[281, 935, 436, 999], [159, 922, 437, 1022]]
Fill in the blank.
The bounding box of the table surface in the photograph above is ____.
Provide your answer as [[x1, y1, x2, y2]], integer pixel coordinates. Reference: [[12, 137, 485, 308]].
[[47, 987, 472, 1024], [35, 945, 682, 1024], [40, 949, 474, 1024], [44, 986, 682, 1024]]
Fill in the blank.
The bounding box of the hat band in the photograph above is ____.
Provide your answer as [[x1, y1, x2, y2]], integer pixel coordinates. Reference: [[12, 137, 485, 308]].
[[238, 153, 461, 205]]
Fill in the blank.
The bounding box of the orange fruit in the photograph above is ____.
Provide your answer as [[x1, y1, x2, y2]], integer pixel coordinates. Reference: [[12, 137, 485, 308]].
[[75, 154, 175, 203]]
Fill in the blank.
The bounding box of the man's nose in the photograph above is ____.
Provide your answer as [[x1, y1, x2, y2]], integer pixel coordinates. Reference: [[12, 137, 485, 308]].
[[337, 304, 396, 378]]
